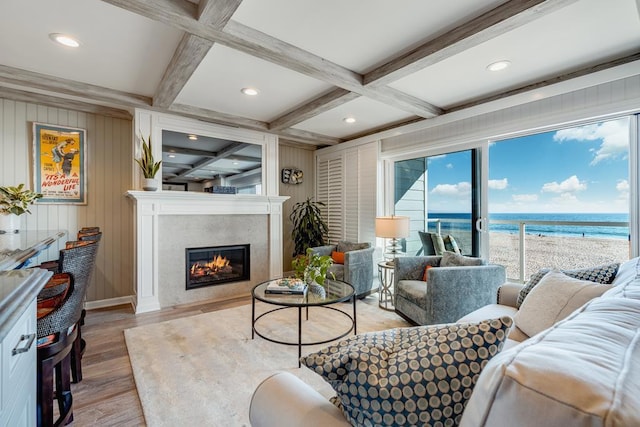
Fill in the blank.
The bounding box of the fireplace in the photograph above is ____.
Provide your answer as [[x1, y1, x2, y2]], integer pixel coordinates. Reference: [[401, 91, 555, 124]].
[[186, 244, 250, 290]]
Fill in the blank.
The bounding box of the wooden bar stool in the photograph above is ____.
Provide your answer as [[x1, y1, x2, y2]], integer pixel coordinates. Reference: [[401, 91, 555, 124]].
[[37, 273, 79, 426]]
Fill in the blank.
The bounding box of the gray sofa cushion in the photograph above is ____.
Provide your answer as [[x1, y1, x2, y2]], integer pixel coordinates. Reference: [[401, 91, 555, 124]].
[[301, 317, 513, 427], [441, 252, 486, 267], [336, 241, 369, 253], [396, 279, 429, 308], [516, 263, 619, 308], [514, 270, 612, 337], [461, 296, 640, 427]]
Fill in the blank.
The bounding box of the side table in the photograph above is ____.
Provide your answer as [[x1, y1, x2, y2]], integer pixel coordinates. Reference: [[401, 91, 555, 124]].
[[377, 260, 395, 311]]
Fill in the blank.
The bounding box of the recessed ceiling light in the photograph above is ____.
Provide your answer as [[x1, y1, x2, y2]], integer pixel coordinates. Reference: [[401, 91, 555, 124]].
[[241, 87, 259, 96], [188, 134, 198, 141], [343, 117, 356, 124], [49, 33, 80, 48], [486, 60, 511, 72]]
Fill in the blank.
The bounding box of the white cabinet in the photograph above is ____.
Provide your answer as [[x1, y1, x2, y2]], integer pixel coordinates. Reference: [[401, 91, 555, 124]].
[[0, 299, 36, 426]]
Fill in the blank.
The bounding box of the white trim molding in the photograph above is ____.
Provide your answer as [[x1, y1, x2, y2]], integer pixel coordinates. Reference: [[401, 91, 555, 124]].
[[126, 191, 289, 313]]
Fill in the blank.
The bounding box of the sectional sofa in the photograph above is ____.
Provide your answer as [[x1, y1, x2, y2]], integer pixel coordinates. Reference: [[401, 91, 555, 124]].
[[249, 257, 640, 426]]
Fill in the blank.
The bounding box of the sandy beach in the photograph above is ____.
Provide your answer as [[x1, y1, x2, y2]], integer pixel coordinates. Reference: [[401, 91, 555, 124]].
[[488, 232, 629, 281]]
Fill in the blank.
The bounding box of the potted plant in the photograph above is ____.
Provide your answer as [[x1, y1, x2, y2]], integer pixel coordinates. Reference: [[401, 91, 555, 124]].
[[135, 134, 162, 191], [289, 197, 329, 257], [0, 184, 42, 233], [291, 248, 334, 287]]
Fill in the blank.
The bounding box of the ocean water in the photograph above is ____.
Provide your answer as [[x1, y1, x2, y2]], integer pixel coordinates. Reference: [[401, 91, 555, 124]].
[[427, 212, 629, 240]]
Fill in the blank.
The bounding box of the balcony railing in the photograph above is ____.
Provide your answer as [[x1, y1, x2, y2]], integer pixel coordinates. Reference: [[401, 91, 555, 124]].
[[423, 218, 629, 282]]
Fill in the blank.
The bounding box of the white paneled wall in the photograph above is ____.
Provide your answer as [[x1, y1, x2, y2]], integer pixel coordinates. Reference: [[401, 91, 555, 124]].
[[0, 98, 134, 304], [279, 142, 316, 270]]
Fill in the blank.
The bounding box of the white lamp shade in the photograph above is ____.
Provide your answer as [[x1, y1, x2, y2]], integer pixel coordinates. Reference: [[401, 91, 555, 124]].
[[375, 216, 410, 238]]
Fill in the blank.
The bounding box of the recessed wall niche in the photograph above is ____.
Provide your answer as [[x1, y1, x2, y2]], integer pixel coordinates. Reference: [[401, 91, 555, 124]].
[[161, 129, 263, 194]]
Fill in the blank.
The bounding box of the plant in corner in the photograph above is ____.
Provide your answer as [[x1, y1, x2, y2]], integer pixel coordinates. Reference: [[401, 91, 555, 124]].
[[0, 184, 42, 233], [289, 197, 329, 257], [134, 134, 162, 191]]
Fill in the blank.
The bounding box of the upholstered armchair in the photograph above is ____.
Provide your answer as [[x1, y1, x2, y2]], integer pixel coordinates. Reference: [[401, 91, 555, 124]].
[[309, 241, 376, 298], [394, 253, 506, 325]]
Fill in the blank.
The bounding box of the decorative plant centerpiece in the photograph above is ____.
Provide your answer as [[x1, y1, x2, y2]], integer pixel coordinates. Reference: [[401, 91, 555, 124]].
[[289, 197, 329, 257], [0, 184, 42, 233], [135, 134, 162, 191], [292, 248, 334, 288]]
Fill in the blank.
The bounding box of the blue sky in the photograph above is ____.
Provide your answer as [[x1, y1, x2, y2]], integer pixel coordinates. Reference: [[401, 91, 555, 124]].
[[427, 117, 630, 213]]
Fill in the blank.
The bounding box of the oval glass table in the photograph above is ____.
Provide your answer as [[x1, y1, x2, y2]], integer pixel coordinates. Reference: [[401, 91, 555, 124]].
[[252, 278, 356, 367]]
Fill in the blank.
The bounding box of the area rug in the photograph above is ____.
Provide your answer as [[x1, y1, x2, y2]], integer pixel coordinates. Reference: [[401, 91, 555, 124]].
[[124, 299, 410, 426]]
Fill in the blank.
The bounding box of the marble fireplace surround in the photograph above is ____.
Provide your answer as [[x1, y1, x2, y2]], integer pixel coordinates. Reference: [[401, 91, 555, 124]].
[[126, 191, 289, 313]]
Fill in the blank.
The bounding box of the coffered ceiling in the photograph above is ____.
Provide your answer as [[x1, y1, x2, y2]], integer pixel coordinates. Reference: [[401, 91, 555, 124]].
[[0, 0, 639, 146]]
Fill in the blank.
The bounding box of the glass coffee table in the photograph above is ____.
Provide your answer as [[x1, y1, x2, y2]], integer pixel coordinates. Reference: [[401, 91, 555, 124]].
[[252, 278, 356, 367]]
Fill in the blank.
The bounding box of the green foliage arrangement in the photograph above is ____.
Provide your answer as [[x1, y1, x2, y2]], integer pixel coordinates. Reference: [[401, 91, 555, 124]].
[[0, 184, 42, 215], [291, 248, 334, 287], [134, 134, 162, 179], [289, 197, 329, 257]]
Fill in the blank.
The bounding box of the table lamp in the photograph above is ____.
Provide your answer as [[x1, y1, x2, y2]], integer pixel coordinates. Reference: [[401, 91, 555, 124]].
[[375, 215, 410, 259]]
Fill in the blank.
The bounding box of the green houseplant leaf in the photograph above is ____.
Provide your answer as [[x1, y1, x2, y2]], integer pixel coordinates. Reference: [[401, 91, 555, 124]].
[[289, 197, 329, 257], [292, 248, 334, 287], [0, 184, 43, 215], [135, 134, 162, 179]]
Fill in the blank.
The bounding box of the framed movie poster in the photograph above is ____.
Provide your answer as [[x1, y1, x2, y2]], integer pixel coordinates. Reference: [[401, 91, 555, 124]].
[[33, 123, 87, 204]]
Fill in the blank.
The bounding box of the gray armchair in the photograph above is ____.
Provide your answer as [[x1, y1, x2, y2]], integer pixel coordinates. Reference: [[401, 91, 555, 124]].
[[394, 254, 505, 325], [310, 241, 376, 298]]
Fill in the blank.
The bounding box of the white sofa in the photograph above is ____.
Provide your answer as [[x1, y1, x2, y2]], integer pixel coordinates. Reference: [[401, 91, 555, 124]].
[[249, 257, 640, 427]]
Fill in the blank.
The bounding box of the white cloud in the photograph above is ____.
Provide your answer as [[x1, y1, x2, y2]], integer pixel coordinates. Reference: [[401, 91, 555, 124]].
[[431, 182, 471, 197], [488, 178, 508, 190], [616, 179, 629, 192], [552, 193, 579, 203], [553, 118, 629, 165], [446, 163, 453, 169], [512, 194, 538, 202], [541, 175, 587, 193]]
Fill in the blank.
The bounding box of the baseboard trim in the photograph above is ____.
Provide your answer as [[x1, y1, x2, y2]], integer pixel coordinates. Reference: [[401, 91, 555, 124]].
[[85, 295, 135, 310]]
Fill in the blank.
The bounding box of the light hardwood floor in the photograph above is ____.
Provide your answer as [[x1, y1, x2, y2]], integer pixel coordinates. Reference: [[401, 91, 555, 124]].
[[71, 295, 252, 426]]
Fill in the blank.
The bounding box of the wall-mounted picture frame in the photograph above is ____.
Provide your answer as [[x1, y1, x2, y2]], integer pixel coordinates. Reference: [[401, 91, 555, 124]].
[[281, 168, 303, 184], [33, 123, 87, 204]]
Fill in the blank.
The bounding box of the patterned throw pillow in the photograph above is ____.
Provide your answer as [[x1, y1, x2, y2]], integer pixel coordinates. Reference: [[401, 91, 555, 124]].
[[443, 235, 461, 254], [516, 263, 619, 308], [301, 317, 513, 427]]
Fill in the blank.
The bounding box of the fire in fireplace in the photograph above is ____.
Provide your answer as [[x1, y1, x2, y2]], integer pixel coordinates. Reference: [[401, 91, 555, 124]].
[[185, 244, 250, 290]]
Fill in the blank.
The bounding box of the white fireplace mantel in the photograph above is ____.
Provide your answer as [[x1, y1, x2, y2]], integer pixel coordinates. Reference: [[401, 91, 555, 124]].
[[126, 191, 289, 313]]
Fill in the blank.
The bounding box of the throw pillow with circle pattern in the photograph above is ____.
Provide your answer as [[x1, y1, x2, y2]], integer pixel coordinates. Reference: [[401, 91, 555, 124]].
[[516, 263, 619, 308], [300, 317, 513, 427]]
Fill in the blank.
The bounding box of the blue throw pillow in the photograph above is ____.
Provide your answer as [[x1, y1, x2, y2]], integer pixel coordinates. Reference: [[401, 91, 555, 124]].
[[301, 317, 512, 426]]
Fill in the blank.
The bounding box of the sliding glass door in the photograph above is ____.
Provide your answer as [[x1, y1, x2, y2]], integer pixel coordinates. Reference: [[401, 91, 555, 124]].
[[394, 149, 480, 257], [486, 117, 631, 281]]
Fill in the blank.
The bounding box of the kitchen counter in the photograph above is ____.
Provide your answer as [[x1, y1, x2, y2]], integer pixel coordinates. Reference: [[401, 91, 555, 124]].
[[0, 230, 66, 271], [0, 268, 51, 342]]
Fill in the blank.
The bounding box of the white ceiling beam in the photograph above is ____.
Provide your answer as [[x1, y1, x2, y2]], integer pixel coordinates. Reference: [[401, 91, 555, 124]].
[[0, 63, 339, 146], [198, 0, 243, 27], [168, 102, 341, 145], [0, 85, 132, 120], [0, 64, 150, 107], [269, 89, 360, 131], [153, 0, 242, 108], [364, 0, 579, 87], [152, 34, 214, 108], [99, 0, 442, 118]]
